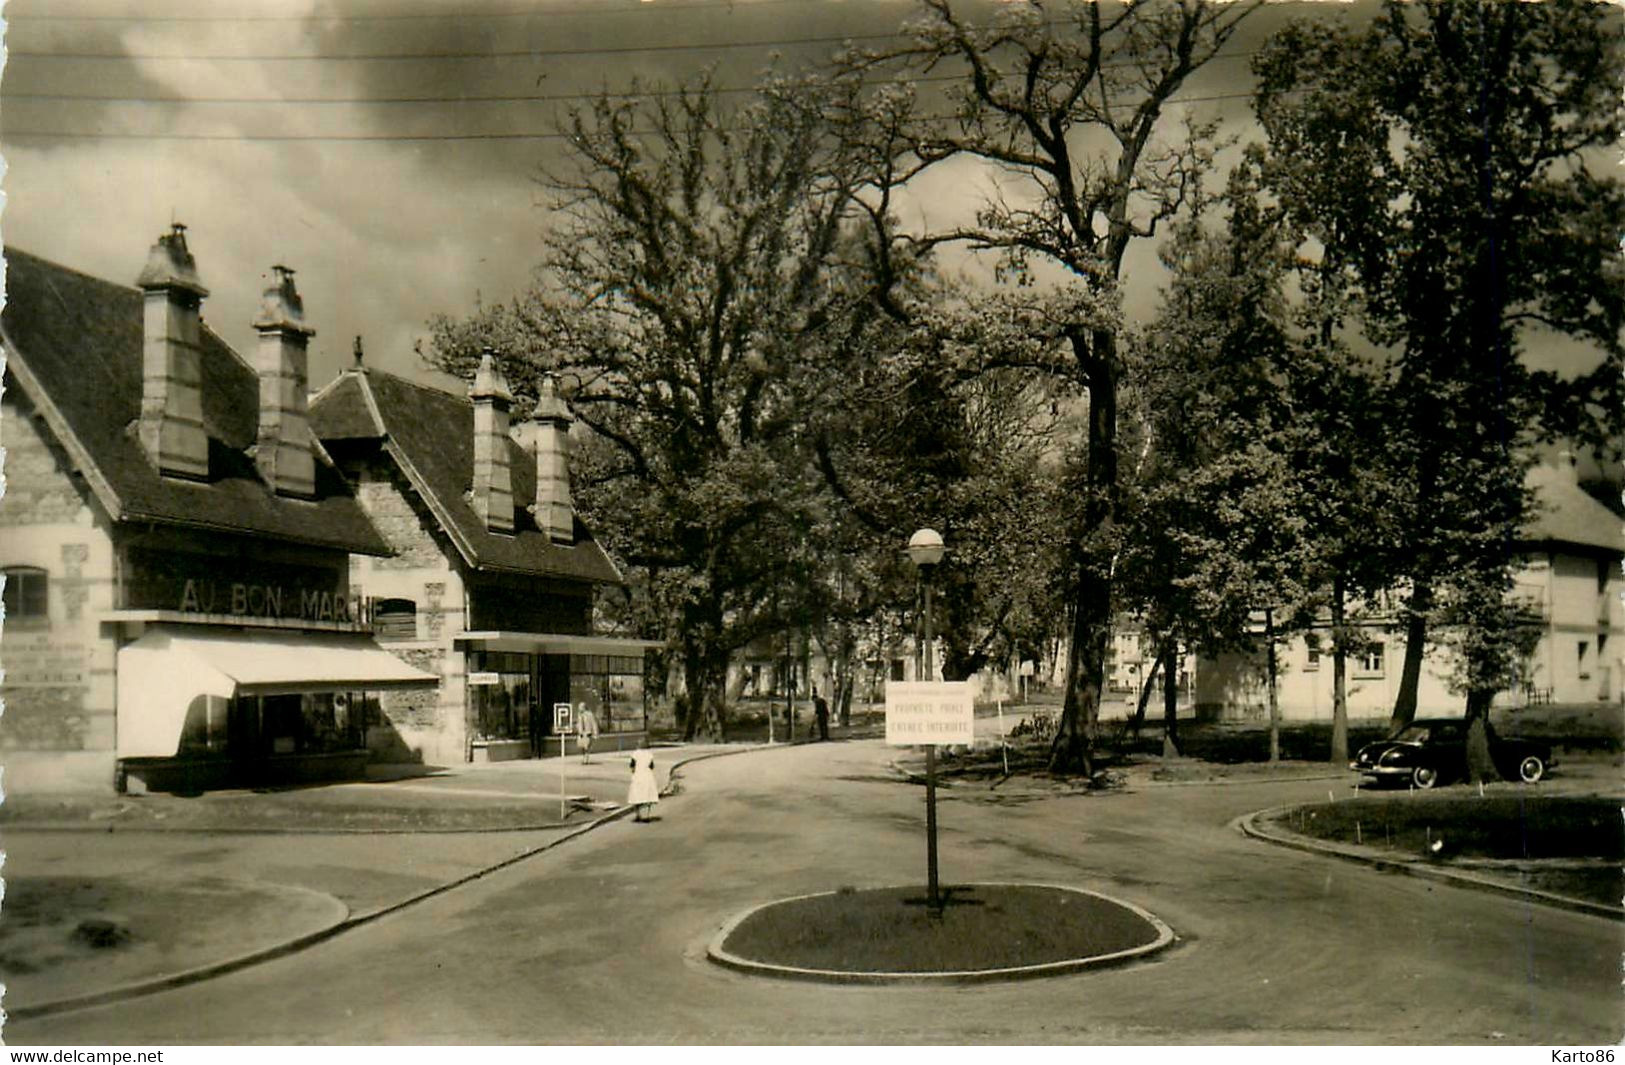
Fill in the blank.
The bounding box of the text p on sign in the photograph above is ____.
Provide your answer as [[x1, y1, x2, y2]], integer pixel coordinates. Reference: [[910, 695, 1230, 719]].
[[885, 681, 975, 746]]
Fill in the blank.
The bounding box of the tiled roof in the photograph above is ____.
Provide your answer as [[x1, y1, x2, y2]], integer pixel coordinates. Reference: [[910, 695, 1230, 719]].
[[309, 366, 623, 584], [1525, 463, 1623, 555], [0, 247, 390, 555]]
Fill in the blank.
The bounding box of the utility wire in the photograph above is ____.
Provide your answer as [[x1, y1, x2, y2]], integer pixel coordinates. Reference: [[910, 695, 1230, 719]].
[[5, 16, 1259, 63], [3, 53, 1252, 105], [4, 0, 836, 23], [0, 90, 1261, 142]]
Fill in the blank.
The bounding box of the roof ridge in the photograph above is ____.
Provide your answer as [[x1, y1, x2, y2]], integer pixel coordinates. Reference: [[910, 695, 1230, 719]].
[[4, 246, 146, 296], [371, 363, 479, 406]]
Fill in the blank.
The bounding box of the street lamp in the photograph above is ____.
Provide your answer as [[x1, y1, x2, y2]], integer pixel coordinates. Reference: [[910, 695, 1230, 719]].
[[907, 528, 945, 680], [907, 527, 946, 914]]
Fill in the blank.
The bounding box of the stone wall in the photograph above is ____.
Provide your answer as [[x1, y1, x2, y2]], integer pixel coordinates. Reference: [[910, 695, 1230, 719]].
[[347, 456, 469, 766], [0, 395, 119, 788]]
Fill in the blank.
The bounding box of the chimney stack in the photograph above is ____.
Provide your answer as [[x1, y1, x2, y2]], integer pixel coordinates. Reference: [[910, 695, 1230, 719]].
[[136, 224, 210, 480], [530, 373, 575, 543], [470, 348, 516, 534], [252, 265, 317, 498]]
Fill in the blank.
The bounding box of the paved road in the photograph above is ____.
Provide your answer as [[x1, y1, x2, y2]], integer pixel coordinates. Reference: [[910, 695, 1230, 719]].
[[15, 741, 1621, 1045]]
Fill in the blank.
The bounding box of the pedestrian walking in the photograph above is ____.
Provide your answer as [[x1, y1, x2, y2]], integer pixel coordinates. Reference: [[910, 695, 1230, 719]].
[[627, 740, 659, 822], [813, 687, 830, 741], [576, 703, 599, 763]]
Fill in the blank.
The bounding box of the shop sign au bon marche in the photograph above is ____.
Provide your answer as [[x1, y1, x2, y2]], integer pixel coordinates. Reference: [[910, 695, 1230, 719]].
[[123, 548, 366, 624]]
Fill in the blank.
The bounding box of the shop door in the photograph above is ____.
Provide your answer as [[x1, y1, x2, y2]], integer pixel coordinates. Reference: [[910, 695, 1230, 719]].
[[538, 655, 572, 738], [228, 695, 262, 761]]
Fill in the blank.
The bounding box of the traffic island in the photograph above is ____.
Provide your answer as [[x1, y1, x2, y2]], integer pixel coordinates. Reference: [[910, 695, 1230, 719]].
[[1241, 792, 1624, 920], [707, 883, 1174, 984]]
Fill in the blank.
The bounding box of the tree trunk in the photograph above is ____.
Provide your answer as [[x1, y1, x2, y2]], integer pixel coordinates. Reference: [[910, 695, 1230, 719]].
[[1389, 579, 1432, 735], [1129, 642, 1164, 736], [1265, 608, 1280, 764], [678, 641, 728, 742], [1330, 575, 1349, 765], [1464, 689, 1497, 784], [1049, 327, 1118, 778], [1391, 446, 1440, 736], [1050, 562, 1104, 778], [1162, 640, 1181, 759]]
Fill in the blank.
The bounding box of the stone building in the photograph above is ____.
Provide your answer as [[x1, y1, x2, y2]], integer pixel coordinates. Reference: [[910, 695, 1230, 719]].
[[0, 230, 437, 793], [310, 350, 654, 766], [1194, 455, 1624, 722]]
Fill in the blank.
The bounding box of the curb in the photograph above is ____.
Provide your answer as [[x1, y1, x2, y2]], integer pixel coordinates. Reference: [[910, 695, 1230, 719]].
[[886, 759, 1348, 793], [5, 743, 768, 1022], [706, 882, 1177, 985], [1235, 806, 1624, 922], [0, 746, 769, 837]]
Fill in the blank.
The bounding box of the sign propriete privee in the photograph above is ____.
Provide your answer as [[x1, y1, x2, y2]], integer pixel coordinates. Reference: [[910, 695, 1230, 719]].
[[884, 681, 974, 747]]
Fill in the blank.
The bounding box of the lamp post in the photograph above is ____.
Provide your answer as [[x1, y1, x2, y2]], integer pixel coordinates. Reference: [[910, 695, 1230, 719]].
[[907, 528, 946, 914]]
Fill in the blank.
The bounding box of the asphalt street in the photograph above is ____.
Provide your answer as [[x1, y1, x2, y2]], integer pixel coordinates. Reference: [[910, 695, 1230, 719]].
[[13, 740, 1621, 1045]]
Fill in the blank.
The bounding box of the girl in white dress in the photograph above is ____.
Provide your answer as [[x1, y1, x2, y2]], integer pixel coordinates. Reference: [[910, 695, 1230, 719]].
[[627, 741, 659, 822]]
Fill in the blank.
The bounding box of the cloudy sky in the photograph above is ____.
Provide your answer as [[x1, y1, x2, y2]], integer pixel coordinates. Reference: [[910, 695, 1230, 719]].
[[0, 0, 1595, 396]]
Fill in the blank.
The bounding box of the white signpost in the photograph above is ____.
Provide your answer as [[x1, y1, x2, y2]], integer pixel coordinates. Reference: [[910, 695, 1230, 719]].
[[884, 681, 974, 746], [885, 680, 972, 914], [554, 702, 573, 819]]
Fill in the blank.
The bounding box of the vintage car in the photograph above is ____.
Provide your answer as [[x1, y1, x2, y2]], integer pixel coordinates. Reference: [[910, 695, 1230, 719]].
[[1350, 718, 1553, 788]]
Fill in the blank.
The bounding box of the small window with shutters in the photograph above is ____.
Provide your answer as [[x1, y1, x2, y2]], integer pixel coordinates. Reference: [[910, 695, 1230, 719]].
[[373, 598, 417, 641], [2, 567, 49, 628]]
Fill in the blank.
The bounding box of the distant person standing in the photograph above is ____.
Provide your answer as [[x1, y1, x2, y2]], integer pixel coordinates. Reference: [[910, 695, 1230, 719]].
[[813, 687, 830, 741], [528, 701, 544, 759], [576, 703, 599, 764], [627, 740, 659, 822]]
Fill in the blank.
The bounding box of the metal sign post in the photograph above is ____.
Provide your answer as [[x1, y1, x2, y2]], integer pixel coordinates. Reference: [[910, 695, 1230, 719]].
[[998, 699, 1009, 776], [885, 680, 973, 915], [554, 702, 573, 820]]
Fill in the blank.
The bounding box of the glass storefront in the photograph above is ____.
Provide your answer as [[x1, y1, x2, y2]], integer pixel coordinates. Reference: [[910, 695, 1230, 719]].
[[571, 654, 646, 734], [466, 649, 646, 745], [470, 651, 536, 742], [178, 690, 369, 757]]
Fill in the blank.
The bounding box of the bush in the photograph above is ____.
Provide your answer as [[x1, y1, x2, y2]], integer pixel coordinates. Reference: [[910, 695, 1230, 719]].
[[1009, 709, 1058, 745]]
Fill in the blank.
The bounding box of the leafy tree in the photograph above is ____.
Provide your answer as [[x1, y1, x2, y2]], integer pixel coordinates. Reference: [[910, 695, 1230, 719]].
[[428, 73, 886, 740], [1254, 0, 1625, 739], [846, 0, 1260, 774], [811, 288, 1077, 686]]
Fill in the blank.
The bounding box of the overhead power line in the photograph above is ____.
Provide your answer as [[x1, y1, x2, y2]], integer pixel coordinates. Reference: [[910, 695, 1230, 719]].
[[2, 53, 1251, 105], [9, 29, 923, 62], [4, 0, 821, 23], [0, 89, 1261, 143]]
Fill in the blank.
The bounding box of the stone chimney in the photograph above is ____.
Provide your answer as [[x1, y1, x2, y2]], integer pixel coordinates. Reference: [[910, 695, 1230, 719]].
[[470, 348, 516, 534], [529, 373, 575, 543], [252, 265, 317, 498], [136, 224, 210, 480]]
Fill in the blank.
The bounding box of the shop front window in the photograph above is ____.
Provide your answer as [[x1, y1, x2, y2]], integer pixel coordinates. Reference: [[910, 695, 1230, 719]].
[[570, 654, 646, 734], [471, 651, 536, 741], [178, 694, 230, 754], [239, 692, 368, 756]]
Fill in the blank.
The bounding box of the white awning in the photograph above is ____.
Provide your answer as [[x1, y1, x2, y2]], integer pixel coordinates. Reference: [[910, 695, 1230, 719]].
[[117, 626, 438, 758], [452, 631, 663, 656]]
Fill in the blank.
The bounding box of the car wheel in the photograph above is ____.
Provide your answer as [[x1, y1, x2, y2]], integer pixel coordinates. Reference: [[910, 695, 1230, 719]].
[[1517, 756, 1545, 784], [1411, 765, 1439, 789]]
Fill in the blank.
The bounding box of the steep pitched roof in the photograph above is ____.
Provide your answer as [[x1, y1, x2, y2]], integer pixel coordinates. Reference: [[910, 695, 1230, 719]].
[[1525, 463, 1622, 556], [309, 366, 623, 584], [0, 247, 390, 555]]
